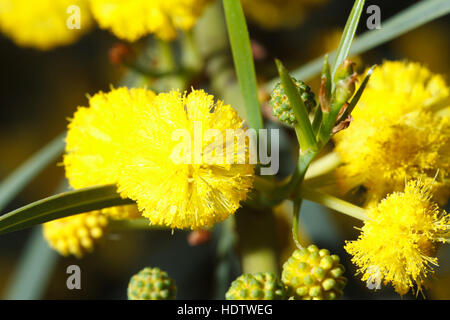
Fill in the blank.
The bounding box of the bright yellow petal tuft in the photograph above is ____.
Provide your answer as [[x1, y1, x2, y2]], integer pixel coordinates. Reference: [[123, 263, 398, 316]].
[[64, 87, 254, 230], [345, 180, 450, 295], [90, 0, 212, 41], [116, 89, 255, 230], [0, 0, 92, 50], [334, 61, 450, 205]]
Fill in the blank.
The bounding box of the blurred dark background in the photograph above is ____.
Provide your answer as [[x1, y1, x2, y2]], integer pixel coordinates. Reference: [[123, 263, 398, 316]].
[[0, 0, 449, 299]]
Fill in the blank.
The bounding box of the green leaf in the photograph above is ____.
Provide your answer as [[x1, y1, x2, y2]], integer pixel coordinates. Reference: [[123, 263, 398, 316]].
[[331, 0, 365, 83], [276, 60, 317, 152], [337, 65, 375, 123], [222, 0, 263, 131], [0, 185, 134, 235], [0, 132, 65, 212], [265, 0, 450, 89]]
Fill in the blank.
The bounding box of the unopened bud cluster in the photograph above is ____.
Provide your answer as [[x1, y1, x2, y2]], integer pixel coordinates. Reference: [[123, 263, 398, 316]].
[[281, 244, 347, 300], [333, 60, 357, 107], [270, 79, 316, 125], [127, 267, 177, 300], [226, 272, 286, 300]]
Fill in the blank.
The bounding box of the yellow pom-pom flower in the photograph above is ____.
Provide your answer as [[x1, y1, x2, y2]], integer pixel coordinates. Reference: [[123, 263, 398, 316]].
[[64, 87, 254, 230], [90, 0, 212, 41], [334, 61, 450, 205], [116, 89, 255, 229], [0, 0, 92, 50], [241, 0, 327, 30], [43, 211, 108, 258], [345, 180, 450, 295]]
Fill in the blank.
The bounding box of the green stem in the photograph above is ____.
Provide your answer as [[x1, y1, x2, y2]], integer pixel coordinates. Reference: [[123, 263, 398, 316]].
[[182, 30, 204, 73], [235, 208, 279, 274], [304, 152, 341, 180], [292, 199, 303, 249], [300, 187, 368, 221]]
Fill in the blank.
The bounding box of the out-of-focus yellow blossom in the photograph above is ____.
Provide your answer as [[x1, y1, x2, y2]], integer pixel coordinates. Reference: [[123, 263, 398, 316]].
[[116, 90, 254, 229], [43, 211, 108, 258], [90, 0, 212, 41], [241, 0, 327, 30], [345, 180, 450, 295], [64, 87, 157, 190], [64, 88, 254, 230], [0, 0, 92, 50], [334, 61, 450, 205], [101, 204, 141, 220]]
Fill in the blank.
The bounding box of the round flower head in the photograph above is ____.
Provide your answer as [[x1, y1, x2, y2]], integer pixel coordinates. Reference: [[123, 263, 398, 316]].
[[64, 87, 254, 230], [241, 0, 327, 30], [116, 89, 255, 229], [128, 267, 177, 300], [90, 0, 212, 41], [226, 272, 286, 300], [281, 244, 347, 300], [43, 211, 108, 258], [334, 61, 450, 205], [0, 0, 92, 50], [345, 180, 450, 295]]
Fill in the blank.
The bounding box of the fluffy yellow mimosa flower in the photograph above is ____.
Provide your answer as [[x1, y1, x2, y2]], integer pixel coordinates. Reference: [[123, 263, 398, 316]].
[[64, 87, 254, 230], [43, 211, 108, 258], [241, 0, 327, 30], [345, 181, 450, 295], [116, 90, 255, 229], [90, 0, 212, 41], [0, 0, 92, 50], [334, 61, 450, 205]]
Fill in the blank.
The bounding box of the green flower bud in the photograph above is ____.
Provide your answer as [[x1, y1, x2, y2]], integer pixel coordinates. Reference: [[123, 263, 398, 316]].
[[270, 79, 316, 125], [226, 272, 286, 300], [127, 267, 177, 300], [334, 59, 355, 84], [282, 244, 347, 300], [333, 59, 357, 106]]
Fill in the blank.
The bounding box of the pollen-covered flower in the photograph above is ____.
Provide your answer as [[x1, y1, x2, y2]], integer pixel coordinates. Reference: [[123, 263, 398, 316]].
[[90, 0, 212, 41], [0, 0, 92, 50], [334, 61, 450, 205], [64, 88, 254, 230], [345, 180, 450, 295], [241, 0, 327, 30], [43, 211, 108, 258], [116, 90, 255, 229]]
